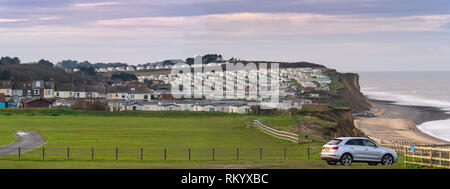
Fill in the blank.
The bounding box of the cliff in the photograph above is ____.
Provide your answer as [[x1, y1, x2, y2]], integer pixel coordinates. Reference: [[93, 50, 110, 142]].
[[325, 69, 372, 112]]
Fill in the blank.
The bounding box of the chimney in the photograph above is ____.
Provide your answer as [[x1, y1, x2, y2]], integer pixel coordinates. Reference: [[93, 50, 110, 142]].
[[49, 78, 55, 89]]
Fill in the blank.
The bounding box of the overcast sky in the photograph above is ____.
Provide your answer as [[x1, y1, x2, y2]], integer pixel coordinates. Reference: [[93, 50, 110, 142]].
[[1, 0, 450, 72]]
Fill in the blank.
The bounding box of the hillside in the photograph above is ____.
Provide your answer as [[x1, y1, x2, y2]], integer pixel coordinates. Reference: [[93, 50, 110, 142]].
[[0, 64, 108, 84], [324, 69, 372, 112]]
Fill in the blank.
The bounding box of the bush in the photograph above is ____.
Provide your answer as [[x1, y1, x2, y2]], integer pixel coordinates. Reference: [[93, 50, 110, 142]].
[[72, 99, 108, 111]]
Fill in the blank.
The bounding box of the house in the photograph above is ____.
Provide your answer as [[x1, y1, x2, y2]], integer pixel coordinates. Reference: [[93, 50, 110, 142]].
[[20, 98, 53, 108], [86, 85, 106, 98], [11, 82, 30, 102], [106, 86, 128, 100], [143, 101, 159, 111], [127, 101, 145, 111], [229, 104, 251, 114], [159, 94, 175, 100], [108, 100, 127, 111], [193, 103, 215, 112], [136, 66, 145, 71], [0, 81, 12, 99], [73, 85, 87, 98], [175, 102, 194, 111], [97, 67, 108, 72], [54, 99, 76, 107], [107, 67, 117, 72], [128, 87, 151, 101], [160, 103, 180, 111], [54, 83, 75, 99], [215, 103, 230, 113]]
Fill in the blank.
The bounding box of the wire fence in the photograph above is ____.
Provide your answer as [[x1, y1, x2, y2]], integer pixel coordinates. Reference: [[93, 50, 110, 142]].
[[0, 147, 321, 161]]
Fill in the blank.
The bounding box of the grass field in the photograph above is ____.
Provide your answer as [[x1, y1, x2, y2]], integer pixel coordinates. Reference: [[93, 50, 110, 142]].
[[0, 109, 413, 169]]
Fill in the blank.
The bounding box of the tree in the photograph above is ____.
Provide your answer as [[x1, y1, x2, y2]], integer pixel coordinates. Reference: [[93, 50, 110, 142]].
[[202, 54, 221, 63], [0, 70, 11, 80], [0, 56, 20, 64], [79, 67, 96, 76], [38, 59, 54, 67], [111, 72, 138, 81], [56, 60, 78, 68], [186, 58, 194, 65]]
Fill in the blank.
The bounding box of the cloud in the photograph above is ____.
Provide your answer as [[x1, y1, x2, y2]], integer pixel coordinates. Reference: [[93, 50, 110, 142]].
[[73, 2, 121, 8], [94, 13, 450, 35], [38, 16, 61, 21], [0, 18, 28, 23]]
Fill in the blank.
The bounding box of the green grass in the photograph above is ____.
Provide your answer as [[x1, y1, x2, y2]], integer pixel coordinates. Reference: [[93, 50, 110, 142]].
[[294, 115, 337, 128], [0, 159, 409, 169], [260, 114, 294, 127], [0, 110, 297, 148], [329, 79, 345, 91], [0, 109, 419, 169]]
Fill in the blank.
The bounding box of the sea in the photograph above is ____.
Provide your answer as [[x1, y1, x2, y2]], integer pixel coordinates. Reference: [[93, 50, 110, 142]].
[[359, 71, 450, 142]]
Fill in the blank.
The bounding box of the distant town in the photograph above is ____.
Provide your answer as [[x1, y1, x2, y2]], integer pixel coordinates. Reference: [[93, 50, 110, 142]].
[[0, 54, 341, 114]]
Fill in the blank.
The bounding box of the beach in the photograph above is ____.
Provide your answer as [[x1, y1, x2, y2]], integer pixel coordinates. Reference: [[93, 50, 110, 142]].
[[355, 100, 450, 145]]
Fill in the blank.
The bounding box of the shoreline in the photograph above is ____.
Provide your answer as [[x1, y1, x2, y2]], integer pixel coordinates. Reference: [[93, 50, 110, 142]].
[[355, 99, 450, 145]]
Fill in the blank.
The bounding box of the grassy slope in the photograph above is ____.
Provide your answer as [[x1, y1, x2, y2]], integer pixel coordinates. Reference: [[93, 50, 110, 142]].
[[0, 111, 298, 148], [0, 109, 412, 169]]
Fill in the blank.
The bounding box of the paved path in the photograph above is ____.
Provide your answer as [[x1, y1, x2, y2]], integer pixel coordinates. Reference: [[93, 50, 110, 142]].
[[0, 131, 46, 156]]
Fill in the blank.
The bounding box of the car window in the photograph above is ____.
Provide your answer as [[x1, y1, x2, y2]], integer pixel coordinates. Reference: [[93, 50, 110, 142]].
[[362, 139, 377, 147], [326, 139, 342, 145], [345, 139, 363, 146]]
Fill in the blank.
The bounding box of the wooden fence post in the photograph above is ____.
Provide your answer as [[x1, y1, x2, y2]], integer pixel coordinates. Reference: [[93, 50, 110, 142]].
[[18, 147, 20, 160], [188, 148, 191, 160], [91, 147, 94, 160], [164, 148, 167, 160], [284, 148, 286, 160], [439, 150, 442, 166], [212, 148, 215, 161], [430, 150, 433, 167], [42, 147, 45, 160], [404, 149, 407, 166], [260, 148, 262, 160], [140, 147, 143, 161], [307, 147, 310, 160], [115, 147, 118, 160], [67, 147, 70, 160], [421, 149, 424, 163]]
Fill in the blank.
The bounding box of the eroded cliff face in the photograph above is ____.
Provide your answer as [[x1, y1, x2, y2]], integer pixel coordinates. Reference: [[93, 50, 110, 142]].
[[331, 108, 365, 137], [326, 69, 372, 112]]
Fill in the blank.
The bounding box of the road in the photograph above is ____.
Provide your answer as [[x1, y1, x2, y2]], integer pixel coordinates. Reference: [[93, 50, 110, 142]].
[[0, 131, 46, 156]]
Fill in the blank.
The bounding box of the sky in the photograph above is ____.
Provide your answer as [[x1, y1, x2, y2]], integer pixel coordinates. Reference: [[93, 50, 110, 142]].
[[0, 0, 450, 72]]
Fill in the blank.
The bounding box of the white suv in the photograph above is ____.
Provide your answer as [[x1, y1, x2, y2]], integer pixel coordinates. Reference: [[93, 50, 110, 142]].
[[321, 137, 398, 166]]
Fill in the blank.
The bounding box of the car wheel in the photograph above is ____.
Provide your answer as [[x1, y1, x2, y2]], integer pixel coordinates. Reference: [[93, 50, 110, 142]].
[[381, 154, 394, 165], [327, 161, 337, 165], [340, 153, 352, 166], [368, 162, 378, 166]]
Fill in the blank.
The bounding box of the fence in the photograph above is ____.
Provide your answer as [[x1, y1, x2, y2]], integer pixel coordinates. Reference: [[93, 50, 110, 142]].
[[0, 147, 318, 161], [381, 142, 450, 169], [253, 120, 299, 143]]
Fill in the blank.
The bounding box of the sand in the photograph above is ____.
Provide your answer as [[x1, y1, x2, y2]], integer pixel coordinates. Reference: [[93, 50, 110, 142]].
[[355, 100, 450, 145]]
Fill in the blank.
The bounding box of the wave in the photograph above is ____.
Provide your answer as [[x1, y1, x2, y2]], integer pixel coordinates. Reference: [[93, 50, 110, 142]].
[[362, 90, 450, 112], [361, 87, 450, 142], [417, 120, 450, 142]]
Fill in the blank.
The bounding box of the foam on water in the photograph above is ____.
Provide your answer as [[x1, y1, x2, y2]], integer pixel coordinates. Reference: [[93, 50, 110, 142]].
[[417, 120, 450, 142], [362, 90, 450, 112], [361, 83, 450, 142]]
